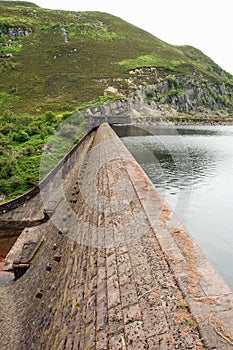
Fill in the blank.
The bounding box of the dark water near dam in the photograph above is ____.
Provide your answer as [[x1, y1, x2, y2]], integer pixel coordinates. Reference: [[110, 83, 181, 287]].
[[117, 124, 233, 290]]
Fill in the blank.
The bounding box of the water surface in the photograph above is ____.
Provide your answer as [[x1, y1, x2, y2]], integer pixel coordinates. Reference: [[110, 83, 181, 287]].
[[120, 124, 233, 290]]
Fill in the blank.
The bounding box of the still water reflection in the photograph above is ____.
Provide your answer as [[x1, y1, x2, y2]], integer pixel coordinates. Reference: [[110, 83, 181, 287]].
[[117, 125, 233, 290]]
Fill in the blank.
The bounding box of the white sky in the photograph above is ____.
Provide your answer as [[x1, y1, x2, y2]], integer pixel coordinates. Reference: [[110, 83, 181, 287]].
[[32, 0, 233, 74]]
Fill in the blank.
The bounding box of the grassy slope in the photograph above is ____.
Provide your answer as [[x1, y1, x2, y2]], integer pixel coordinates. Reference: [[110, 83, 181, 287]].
[[0, 1, 232, 201], [0, 1, 232, 115]]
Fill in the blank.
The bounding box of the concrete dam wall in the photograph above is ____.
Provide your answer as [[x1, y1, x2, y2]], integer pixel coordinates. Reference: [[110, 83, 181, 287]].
[[0, 124, 233, 349]]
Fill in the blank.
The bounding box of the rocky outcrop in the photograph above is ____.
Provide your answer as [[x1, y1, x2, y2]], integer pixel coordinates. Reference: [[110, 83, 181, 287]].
[[128, 75, 233, 117], [0, 25, 32, 38], [84, 75, 233, 119], [0, 24, 33, 58], [144, 75, 232, 113], [83, 99, 129, 117]]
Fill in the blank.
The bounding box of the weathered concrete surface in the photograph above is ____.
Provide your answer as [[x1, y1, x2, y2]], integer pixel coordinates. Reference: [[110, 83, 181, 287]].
[[0, 123, 233, 349], [0, 128, 95, 271]]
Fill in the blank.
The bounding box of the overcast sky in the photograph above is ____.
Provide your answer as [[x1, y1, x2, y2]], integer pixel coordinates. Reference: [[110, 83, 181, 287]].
[[32, 0, 233, 74]]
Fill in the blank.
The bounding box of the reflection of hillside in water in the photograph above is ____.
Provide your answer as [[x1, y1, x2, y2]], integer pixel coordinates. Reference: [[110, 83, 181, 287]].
[[120, 132, 217, 193], [112, 124, 151, 137]]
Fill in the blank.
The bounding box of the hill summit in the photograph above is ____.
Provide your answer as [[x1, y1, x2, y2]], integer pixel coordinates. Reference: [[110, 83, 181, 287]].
[[0, 0, 232, 116]]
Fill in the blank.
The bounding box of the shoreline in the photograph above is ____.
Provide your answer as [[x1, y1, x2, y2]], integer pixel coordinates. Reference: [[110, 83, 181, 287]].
[[130, 113, 233, 126]]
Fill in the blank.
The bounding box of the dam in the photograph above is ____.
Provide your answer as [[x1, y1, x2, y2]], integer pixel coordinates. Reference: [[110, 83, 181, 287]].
[[0, 123, 233, 349]]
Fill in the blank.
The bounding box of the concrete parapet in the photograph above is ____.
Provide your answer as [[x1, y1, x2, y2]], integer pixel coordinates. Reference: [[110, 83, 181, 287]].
[[0, 123, 232, 349], [0, 127, 95, 219]]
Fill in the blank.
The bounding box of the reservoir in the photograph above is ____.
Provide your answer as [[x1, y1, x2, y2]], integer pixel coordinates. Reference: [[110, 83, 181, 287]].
[[117, 124, 233, 290]]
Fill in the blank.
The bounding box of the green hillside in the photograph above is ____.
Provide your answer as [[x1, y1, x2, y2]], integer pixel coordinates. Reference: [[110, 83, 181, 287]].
[[0, 1, 232, 115], [0, 1, 233, 201]]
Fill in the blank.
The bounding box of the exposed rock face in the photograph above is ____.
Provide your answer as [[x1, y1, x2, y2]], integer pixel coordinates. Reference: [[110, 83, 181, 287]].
[[0, 25, 32, 38], [84, 99, 130, 117], [0, 24, 33, 58], [7, 27, 32, 38], [129, 75, 233, 116], [84, 75, 233, 119]]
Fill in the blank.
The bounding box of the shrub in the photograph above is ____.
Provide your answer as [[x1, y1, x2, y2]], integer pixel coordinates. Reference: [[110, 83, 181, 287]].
[[2, 110, 15, 123], [167, 75, 180, 89], [8, 176, 23, 189], [26, 175, 38, 186], [59, 124, 78, 139], [145, 90, 155, 99], [16, 114, 33, 127], [62, 111, 73, 121], [0, 157, 16, 178], [12, 130, 29, 142], [0, 179, 7, 194], [26, 124, 40, 136], [23, 145, 36, 156], [45, 111, 56, 124], [0, 122, 15, 135]]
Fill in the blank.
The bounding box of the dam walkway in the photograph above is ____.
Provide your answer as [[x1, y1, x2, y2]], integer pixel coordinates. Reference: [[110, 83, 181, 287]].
[[0, 124, 233, 349]]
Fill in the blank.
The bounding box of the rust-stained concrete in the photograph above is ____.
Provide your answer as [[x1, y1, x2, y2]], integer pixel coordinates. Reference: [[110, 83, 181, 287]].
[[0, 123, 233, 349]]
